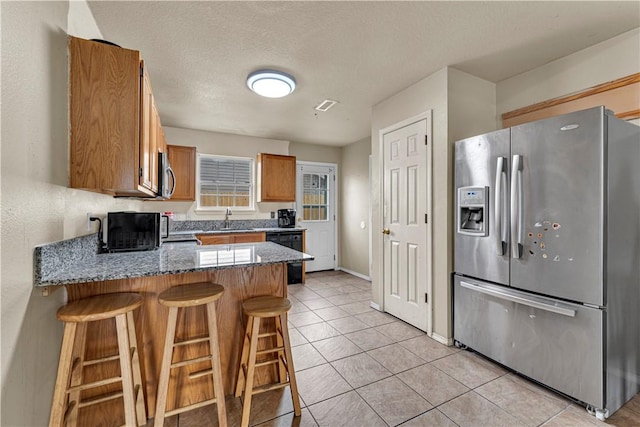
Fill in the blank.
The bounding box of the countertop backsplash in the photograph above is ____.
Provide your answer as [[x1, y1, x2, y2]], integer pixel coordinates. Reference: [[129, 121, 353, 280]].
[[170, 219, 279, 232]]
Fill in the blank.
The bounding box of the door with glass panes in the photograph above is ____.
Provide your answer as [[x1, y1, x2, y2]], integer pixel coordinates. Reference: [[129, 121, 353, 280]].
[[296, 163, 336, 272]]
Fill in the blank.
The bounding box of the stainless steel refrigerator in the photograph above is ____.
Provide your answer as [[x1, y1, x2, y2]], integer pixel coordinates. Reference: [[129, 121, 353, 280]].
[[453, 106, 640, 420]]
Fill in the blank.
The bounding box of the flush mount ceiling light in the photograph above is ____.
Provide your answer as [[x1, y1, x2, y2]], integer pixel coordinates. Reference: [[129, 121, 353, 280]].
[[246, 69, 296, 98]]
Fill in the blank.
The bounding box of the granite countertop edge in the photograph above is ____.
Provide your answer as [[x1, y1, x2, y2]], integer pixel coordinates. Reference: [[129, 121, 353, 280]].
[[35, 239, 313, 288], [194, 227, 305, 235]]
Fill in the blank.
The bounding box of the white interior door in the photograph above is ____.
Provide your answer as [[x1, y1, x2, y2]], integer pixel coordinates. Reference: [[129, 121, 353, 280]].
[[296, 163, 336, 272], [382, 117, 430, 332]]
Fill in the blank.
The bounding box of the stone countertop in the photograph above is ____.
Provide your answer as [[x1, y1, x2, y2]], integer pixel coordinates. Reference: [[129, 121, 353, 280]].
[[193, 227, 304, 235], [34, 240, 313, 287]]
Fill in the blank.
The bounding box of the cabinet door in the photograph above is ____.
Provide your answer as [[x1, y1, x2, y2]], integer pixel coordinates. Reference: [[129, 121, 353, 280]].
[[151, 101, 161, 193], [139, 67, 155, 192], [257, 154, 296, 202], [69, 36, 147, 195], [167, 145, 196, 201], [234, 232, 266, 243], [197, 234, 233, 245]]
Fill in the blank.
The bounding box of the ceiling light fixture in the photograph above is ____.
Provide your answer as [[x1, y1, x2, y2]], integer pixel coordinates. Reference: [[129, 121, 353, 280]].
[[246, 69, 296, 98]]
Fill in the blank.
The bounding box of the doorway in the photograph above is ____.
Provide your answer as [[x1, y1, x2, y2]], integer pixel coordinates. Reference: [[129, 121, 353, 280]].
[[296, 162, 337, 272], [380, 112, 432, 333]]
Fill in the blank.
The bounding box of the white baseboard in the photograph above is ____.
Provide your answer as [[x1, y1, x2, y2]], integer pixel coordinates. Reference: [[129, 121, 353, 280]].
[[431, 332, 454, 346], [337, 267, 371, 281], [369, 301, 381, 311]]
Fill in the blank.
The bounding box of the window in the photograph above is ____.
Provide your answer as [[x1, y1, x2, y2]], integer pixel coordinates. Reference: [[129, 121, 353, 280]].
[[197, 154, 254, 210], [302, 173, 329, 221]]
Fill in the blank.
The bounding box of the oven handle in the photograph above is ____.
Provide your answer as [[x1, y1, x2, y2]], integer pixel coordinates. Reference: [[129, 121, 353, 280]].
[[460, 281, 576, 317]]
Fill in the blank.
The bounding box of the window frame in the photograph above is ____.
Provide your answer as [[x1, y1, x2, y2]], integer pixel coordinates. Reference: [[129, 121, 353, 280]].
[[301, 172, 330, 222], [196, 153, 255, 212]]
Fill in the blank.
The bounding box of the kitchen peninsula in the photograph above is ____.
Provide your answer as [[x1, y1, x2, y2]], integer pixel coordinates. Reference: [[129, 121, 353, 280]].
[[35, 236, 313, 425]]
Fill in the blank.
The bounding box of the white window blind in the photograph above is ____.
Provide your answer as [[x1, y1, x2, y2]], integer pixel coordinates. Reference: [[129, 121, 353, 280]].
[[197, 154, 254, 210]]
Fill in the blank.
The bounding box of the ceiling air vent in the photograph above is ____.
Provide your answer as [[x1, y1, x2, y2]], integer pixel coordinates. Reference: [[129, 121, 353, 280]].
[[314, 99, 338, 112]]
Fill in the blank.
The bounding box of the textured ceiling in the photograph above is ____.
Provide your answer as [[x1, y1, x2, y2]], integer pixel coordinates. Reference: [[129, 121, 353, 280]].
[[87, 1, 639, 146]]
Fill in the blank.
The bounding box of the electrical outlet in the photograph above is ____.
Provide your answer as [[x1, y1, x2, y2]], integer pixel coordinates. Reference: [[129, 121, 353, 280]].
[[270, 211, 276, 219], [86, 212, 92, 231]]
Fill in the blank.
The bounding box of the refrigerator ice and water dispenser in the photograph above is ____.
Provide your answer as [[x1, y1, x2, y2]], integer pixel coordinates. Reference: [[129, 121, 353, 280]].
[[457, 186, 488, 236]]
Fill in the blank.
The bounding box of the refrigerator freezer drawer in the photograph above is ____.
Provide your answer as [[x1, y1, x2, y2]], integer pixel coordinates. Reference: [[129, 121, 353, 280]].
[[453, 275, 604, 408]]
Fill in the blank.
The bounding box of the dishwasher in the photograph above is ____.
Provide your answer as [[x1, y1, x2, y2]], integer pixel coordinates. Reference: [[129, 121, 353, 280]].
[[265, 230, 303, 284]]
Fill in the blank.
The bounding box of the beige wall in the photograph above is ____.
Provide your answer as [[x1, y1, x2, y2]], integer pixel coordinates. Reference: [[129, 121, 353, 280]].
[[339, 137, 371, 277], [371, 67, 496, 340], [371, 67, 449, 336], [0, 2, 146, 425], [497, 28, 640, 117], [289, 141, 342, 165], [151, 126, 294, 220]]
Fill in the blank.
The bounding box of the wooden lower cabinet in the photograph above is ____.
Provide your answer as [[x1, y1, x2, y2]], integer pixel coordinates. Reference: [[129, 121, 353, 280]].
[[196, 232, 266, 245], [64, 263, 287, 426]]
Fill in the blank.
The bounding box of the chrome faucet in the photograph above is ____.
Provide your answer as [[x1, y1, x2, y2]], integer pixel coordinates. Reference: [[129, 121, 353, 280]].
[[224, 207, 232, 229]]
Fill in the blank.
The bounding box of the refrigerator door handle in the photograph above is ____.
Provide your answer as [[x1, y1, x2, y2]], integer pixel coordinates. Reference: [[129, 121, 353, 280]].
[[460, 281, 576, 317], [510, 155, 524, 259], [495, 157, 507, 255]]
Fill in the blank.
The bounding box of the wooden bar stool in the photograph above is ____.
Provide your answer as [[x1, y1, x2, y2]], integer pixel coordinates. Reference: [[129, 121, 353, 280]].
[[49, 292, 146, 427], [235, 295, 301, 427], [154, 282, 227, 427]]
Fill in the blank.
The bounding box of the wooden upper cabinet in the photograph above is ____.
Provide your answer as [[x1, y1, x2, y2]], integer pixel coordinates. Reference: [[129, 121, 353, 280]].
[[167, 145, 196, 201], [256, 153, 296, 202], [69, 36, 164, 197]]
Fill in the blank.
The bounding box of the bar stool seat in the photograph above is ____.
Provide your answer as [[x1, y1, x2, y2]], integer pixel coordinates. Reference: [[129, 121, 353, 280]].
[[154, 282, 227, 427], [235, 295, 301, 427], [50, 293, 146, 427]]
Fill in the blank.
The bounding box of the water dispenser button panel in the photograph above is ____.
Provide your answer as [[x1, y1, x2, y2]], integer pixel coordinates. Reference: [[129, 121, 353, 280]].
[[457, 186, 489, 236]]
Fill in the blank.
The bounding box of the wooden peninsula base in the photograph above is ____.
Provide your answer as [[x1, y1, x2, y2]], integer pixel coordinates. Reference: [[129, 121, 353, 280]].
[[64, 263, 287, 426]]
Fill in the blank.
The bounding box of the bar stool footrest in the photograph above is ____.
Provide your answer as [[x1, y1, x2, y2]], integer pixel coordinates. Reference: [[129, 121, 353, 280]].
[[83, 354, 121, 366], [78, 390, 125, 409], [66, 376, 122, 393], [174, 336, 211, 347], [170, 354, 212, 369], [256, 346, 284, 356], [164, 397, 219, 417], [250, 381, 290, 396], [188, 368, 213, 380]]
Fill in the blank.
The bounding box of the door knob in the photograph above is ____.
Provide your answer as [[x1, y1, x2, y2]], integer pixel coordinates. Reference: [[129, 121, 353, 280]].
[[382, 228, 390, 235]]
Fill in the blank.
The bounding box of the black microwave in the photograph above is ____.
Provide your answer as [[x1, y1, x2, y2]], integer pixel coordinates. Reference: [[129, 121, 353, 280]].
[[106, 212, 168, 252]]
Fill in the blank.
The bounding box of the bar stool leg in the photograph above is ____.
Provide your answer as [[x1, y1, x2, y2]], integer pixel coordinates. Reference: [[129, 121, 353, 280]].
[[234, 317, 255, 398], [154, 306, 178, 427], [206, 301, 227, 427], [65, 321, 87, 427], [126, 311, 147, 426], [116, 313, 138, 427], [50, 322, 78, 427], [240, 316, 261, 427], [274, 316, 287, 384], [280, 312, 301, 416]]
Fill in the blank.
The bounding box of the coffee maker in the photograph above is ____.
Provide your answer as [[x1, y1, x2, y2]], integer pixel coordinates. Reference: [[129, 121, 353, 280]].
[[277, 209, 296, 228]]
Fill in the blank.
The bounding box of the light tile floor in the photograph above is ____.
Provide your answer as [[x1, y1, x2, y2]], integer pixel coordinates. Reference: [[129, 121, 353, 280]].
[[155, 270, 640, 427]]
